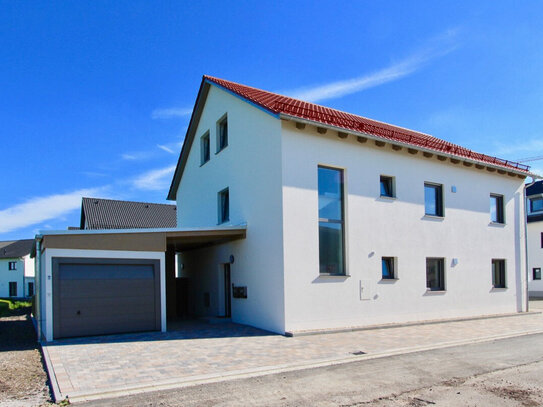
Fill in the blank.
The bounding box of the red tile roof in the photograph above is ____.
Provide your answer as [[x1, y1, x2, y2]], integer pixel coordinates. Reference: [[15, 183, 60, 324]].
[[204, 75, 529, 173]]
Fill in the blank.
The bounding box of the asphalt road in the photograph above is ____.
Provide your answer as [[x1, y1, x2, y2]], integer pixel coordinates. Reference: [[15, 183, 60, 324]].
[[79, 333, 543, 406]]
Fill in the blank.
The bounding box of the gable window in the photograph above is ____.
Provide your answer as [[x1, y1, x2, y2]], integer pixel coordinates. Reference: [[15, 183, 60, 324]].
[[490, 194, 504, 223], [533, 268, 541, 281], [318, 166, 345, 275], [381, 257, 395, 279], [218, 188, 229, 224], [492, 259, 506, 288], [200, 132, 210, 165], [8, 261, 16, 270], [380, 176, 395, 198], [426, 258, 445, 291], [9, 282, 17, 297], [531, 197, 543, 213], [424, 183, 443, 217], [217, 116, 228, 153]]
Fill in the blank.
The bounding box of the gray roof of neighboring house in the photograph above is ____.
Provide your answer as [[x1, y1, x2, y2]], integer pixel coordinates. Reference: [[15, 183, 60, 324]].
[[81, 197, 177, 230], [0, 239, 34, 259]]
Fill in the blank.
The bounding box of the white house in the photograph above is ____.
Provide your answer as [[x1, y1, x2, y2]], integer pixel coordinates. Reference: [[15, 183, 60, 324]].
[[527, 180, 543, 298], [35, 76, 537, 341], [0, 240, 35, 298]]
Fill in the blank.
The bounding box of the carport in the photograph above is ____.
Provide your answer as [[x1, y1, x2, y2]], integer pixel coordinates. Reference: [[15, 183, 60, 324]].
[[35, 226, 246, 341]]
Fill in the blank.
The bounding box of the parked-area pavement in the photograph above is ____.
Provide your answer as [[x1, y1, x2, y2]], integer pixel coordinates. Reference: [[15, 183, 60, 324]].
[[43, 306, 543, 404]]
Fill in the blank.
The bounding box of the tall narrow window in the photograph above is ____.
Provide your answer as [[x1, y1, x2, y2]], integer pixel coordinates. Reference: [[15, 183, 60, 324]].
[[318, 166, 345, 275], [492, 259, 506, 288], [424, 183, 443, 217], [200, 132, 210, 165], [380, 176, 395, 198], [217, 116, 228, 152], [541, 232, 543, 249], [381, 257, 395, 279], [426, 258, 445, 291], [28, 282, 34, 297], [8, 261, 16, 270], [218, 188, 229, 224], [533, 268, 541, 281], [9, 282, 17, 297], [490, 194, 504, 223]]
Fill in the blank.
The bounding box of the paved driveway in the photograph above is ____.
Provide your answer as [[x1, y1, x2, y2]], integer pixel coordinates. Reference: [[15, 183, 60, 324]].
[[43, 310, 543, 403]]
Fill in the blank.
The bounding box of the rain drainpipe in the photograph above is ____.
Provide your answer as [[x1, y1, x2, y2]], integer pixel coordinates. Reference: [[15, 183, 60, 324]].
[[35, 235, 42, 342]]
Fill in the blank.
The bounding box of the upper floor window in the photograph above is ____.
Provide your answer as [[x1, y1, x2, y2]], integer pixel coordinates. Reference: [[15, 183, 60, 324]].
[[490, 194, 504, 223], [380, 175, 395, 198], [424, 183, 443, 217], [492, 259, 506, 288], [200, 132, 210, 165], [531, 197, 543, 213], [218, 188, 229, 224], [217, 116, 228, 153], [318, 166, 345, 275], [8, 261, 16, 270], [533, 268, 541, 281]]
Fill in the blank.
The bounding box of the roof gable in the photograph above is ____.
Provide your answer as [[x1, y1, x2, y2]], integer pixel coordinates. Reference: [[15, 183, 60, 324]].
[[167, 75, 532, 200]]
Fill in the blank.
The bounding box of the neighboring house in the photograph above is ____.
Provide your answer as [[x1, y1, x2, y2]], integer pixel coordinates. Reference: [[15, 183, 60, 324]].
[[527, 180, 543, 298], [0, 239, 35, 298], [80, 197, 177, 229], [35, 76, 537, 341]]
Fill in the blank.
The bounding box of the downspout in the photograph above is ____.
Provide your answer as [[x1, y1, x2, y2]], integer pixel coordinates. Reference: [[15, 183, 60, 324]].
[[35, 235, 42, 342], [524, 177, 537, 313]]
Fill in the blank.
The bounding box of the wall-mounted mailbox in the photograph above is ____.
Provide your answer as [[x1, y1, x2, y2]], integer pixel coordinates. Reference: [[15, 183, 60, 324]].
[[232, 285, 247, 299]]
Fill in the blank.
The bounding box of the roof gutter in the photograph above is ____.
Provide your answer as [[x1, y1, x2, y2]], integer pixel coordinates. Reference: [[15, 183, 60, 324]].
[[280, 114, 538, 178]]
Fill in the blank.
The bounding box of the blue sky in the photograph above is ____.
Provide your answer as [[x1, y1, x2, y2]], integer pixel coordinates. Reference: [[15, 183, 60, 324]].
[[1, 1, 543, 240]]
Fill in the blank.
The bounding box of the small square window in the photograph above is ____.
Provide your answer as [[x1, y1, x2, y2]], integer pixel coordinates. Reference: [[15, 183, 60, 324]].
[[381, 257, 395, 279], [533, 268, 541, 281], [530, 197, 543, 213], [492, 259, 506, 288], [218, 188, 229, 224], [424, 183, 443, 217], [217, 116, 228, 153], [9, 282, 17, 297], [200, 132, 210, 165], [490, 194, 504, 223], [380, 176, 395, 198], [8, 261, 16, 270], [426, 258, 445, 291]]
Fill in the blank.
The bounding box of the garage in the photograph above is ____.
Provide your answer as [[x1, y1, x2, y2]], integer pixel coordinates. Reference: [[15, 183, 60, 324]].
[[52, 258, 161, 339]]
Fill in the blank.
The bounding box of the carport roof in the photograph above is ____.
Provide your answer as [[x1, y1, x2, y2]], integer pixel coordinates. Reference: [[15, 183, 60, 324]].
[[35, 225, 247, 254]]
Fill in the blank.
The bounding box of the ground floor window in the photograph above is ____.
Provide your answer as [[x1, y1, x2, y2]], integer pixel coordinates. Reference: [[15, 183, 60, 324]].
[[381, 257, 395, 279], [9, 282, 17, 297], [28, 282, 34, 297], [533, 268, 541, 281], [426, 258, 445, 291], [492, 259, 506, 288]]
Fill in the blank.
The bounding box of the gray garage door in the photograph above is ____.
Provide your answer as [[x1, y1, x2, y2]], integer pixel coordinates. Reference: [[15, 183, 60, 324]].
[[53, 258, 161, 339]]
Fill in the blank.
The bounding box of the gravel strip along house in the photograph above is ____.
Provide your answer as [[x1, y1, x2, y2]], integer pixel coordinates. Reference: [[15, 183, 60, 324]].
[[35, 75, 540, 341]]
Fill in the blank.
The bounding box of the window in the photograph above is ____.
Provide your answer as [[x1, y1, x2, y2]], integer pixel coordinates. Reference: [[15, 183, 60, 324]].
[[217, 116, 228, 152], [8, 261, 16, 270], [380, 176, 395, 198], [492, 259, 506, 288], [318, 166, 345, 275], [541, 232, 543, 249], [9, 282, 17, 297], [200, 132, 210, 165], [28, 282, 34, 297], [534, 268, 542, 281], [530, 197, 543, 213], [381, 257, 395, 279], [490, 194, 504, 223], [426, 258, 445, 291], [424, 183, 443, 217], [218, 188, 229, 224]]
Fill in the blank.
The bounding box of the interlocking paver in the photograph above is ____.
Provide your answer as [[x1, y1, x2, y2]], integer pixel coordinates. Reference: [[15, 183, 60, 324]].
[[43, 309, 543, 401]]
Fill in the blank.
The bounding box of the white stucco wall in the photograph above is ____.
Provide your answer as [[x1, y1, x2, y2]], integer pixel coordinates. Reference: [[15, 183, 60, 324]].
[[40, 248, 165, 342], [281, 121, 527, 332], [176, 85, 285, 333], [0, 258, 25, 297], [527, 221, 543, 297]]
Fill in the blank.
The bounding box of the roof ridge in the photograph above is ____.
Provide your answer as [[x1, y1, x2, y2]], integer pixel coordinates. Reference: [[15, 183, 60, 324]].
[[82, 197, 176, 207]]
